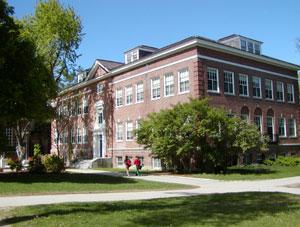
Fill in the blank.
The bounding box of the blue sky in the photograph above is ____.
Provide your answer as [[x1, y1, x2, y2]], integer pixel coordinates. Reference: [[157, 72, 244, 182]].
[[8, 0, 300, 70]]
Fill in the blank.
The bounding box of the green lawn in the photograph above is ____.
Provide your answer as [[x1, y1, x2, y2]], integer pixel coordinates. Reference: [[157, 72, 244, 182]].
[[1, 192, 300, 226], [191, 165, 300, 181], [0, 172, 190, 196]]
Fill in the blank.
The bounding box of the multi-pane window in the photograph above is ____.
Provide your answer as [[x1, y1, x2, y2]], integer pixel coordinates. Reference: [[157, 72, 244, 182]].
[[125, 86, 133, 105], [5, 128, 13, 146], [63, 129, 68, 144], [254, 116, 262, 132], [278, 118, 286, 137], [164, 73, 174, 96], [288, 118, 297, 137], [83, 97, 88, 114], [207, 67, 219, 92], [247, 42, 254, 53], [224, 71, 234, 94], [77, 128, 82, 144], [54, 131, 59, 144], [98, 110, 103, 124], [265, 79, 273, 100], [252, 76, 261, 98], [266, 117, 274, 141], [239, 74, 248, 96], [97, 83, 104, 94], [287, 84, 295, 103], [241, 40, 247, 51], [71, 128, 76, 144], [276, 81, 284, 101], [136, 82, 144, 103], [254, 43, 261, 55], [126, 121, 134, 140], [116, 156, 123, 167], [178, 68, 189, 93], [75, 100, 82, 115], [83, 128, 88, 144], [151, 78, 160, 99], [116, 89, 123, 107], [116, 123, 123, 141], [152, 158, 162, 169]]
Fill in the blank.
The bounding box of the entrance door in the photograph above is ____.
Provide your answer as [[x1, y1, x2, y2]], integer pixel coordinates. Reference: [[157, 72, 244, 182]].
[[99, 134, 103, 158]]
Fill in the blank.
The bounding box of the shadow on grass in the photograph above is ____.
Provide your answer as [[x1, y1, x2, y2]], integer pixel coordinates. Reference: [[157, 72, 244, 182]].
[[0, 172, 137, 184], [225, 167, 276, 175], [1, 192, 299, 226]]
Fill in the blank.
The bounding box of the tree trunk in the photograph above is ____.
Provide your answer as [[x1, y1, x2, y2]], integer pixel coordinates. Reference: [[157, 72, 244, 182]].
[[237, 153, 243, 166]]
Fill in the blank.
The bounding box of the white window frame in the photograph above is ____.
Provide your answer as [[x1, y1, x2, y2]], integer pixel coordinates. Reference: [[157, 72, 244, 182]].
[[287, 84, 295, 103], [164, 73, 175, 97], [83, 96, 88, 114], [125, 86, 133, 105], [116, 89, 123, 107], [254, 115, 263, 133], [77, 128, 82, 144], [83, 127, 88, 144], [265, 79, 273, 100], [71, 128, 76, 144], [116, 123, 124, 142], [207, 67, 219, 93], [178, 68, 190, 94], [126, 121, 134, 141], [151, 77, 161, 100], [252, 76, 262, 98], [288, 118, 297, 138], [136, 82, 144, 103], [276, 81, 284, 102], [278, 118, 286, 138], [152, 157, 162, 169], [223, 71, 235, 95], [116, 156, 123, 168], [97, 83, 104, 94], [239, 74, 249, 97]]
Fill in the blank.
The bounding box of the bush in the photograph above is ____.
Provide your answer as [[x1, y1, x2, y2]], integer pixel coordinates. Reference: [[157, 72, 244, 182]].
[[263, 159, 275, 166], [7, 158, 22, 172], [264, 156, 300, 167], [28, 156, 45, 173], [43, 154, 64, 173]]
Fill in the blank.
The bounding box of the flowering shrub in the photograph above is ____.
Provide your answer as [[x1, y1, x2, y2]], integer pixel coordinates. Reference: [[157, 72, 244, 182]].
[[43, 154, 64, 173]]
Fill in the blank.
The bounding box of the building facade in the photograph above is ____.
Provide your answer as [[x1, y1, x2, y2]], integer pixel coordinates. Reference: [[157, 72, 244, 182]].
[[51, 34, 300, 168]]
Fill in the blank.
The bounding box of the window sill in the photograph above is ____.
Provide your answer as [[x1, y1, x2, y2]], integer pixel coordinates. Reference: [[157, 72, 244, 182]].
[[279, 136, 287, 138], [277, 100, 285, 103], [151, 97, 161, 101], [224, 92, 235, 96], [288, 101, 295, 104], [116, 140, 123, 143], [289, 136, 297, 139], [178, 90, 190, 95], [253, 96, 262, 100], [125, 103, 133, 106], [265, 98, 274, 101], [239, 95, 249, 98], [164, 94, 175, 98], [126, 139, 134, 142], [208, 90, 220, 94], [116, 105, 123, 109], [136, 100, 144, 104]]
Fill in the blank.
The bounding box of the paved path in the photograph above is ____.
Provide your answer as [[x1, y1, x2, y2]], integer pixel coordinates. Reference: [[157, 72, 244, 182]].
[[0, 169, 299, 208]]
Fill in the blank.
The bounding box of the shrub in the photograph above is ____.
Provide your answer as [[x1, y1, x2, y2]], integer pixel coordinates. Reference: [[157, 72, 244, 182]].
[[275, 156, 300, 166], [33, 144, 42, 156], [7, 158, 22, 172], [43, 154, 64, 173], [263, 159, 275, 166], [28, 156, 45, 173]]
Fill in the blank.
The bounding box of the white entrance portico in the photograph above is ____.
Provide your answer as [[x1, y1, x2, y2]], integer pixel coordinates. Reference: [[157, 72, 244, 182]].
[[93, 101, 106, 158]]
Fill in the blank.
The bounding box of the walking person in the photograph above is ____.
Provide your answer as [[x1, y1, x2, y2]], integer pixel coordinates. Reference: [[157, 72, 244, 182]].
[[124, 156, 131, 176], [134, 156, 141, 176]]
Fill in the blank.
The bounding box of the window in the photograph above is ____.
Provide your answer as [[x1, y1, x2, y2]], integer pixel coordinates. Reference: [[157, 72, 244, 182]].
[[116, 156, 123, 167], [54, 131, 59, 144], [288, 118, 297, 137], [207, 67, 219, 92], [116, 89, 123, 107], [224, 71, 234, 94], [287, 84, 295, 103], [247, 42, 254, 53], [265, 79, 273, 100], [276, 81, 284, 102], [178, 68, 189, 93], [252, 76, 261, 98], [98, 110, 103, 124], [152, 158, 161, 169], [5, 128, 13, 146], [266, 116, 274, 140], [97, 83, 104, 94], [254, 115, 262, 133], [75, 100, 82, 115], [126, 50, 138, 64], [71, 128, 76, 144], [77, 128, 82, 144], [151, 78, 160, 99], [83, 97, 88, 114], [164, 73, 174, 96], [126, 121, 134, 140], [241, 40, 247, 51], [278, 118, 286, 137], [125, 86, 133, 105], [116, 123, 123, 141], [254, 43, 260, 55], [136, 82, 144, 103], [239, 74, 248, 96], [83, 128, 88, 144], [63, 129, 68, 144], [241, 106, 249, 122]]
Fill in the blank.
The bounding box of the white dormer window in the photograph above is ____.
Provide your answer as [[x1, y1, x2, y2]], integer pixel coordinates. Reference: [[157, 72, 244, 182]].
[[247, 42, 254, 53], [125, 50, 139, 64], [254, 43, 261, 54], [241, 40, 247, 51], [240, 39, 261, 54]]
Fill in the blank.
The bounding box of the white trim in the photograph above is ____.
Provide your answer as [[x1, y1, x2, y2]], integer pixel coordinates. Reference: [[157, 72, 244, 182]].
[[151, 77, 161, 100], [252, 76, 262, 98], [135, 82, 144, 103], [164, 72, 175, 97], [276, 81, 285, 102], [287, 84, 295, 103], [125, 121, 134, 141], [198, 55, 298, 81], [207, 67, 220, 93], [238, 74, 249, 96], [278, 117, 287, 138], [280, 143, 300, 146], [223, 70, 235, 95], [178, 68, 190, 94], [265, 79, 274, 100], [116, 122, 124, 142], [125, 85, 133, 105], [254, 115, 263, 134]]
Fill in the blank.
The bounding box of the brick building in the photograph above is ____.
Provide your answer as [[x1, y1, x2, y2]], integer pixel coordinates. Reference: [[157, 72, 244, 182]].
[[51, 34, 300, 168]]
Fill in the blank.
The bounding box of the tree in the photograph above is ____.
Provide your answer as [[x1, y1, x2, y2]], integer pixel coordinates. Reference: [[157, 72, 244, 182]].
[[19, 0, 83, 88], [0, 0, 56, 160], [136, 99, 268, 173]]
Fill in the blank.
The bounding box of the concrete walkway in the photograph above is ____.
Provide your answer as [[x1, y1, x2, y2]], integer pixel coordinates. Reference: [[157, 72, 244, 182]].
[[0, 169, 299, 208]]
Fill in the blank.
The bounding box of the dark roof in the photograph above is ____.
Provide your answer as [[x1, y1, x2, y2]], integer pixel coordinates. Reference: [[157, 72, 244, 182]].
[[97, 59, 124, 70], [124, 45, 158, 53], [218, 34, 263, 44]]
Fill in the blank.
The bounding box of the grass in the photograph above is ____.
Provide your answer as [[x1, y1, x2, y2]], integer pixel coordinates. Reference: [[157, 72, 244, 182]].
[[1, 192, 300, 226], [0, 172, 190, 196], [190, 164, 300, 181]]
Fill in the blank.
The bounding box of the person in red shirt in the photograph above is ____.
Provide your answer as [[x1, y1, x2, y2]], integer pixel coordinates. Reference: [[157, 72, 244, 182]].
[[124, 156, 131, 176], [134, 156, 141, 176]]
